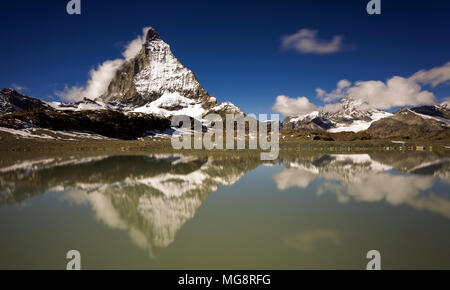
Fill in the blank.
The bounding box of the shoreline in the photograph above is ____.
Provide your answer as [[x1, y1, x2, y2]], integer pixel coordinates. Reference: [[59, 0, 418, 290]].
[[1, 131, 449, 152], [1, 134, 449, 169]]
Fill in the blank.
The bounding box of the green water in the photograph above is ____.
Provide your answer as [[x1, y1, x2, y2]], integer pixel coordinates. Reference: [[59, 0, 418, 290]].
[[0, 152, 449, 269]]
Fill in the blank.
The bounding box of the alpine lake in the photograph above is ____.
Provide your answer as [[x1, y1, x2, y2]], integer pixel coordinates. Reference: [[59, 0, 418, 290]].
[[0, 143, 449, 270]]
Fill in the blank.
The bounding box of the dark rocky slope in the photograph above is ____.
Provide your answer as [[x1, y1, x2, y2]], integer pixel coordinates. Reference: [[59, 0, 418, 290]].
[[0, 88, 52, 113], [366, 108, 448, 139], [0, 89, 171, 139]]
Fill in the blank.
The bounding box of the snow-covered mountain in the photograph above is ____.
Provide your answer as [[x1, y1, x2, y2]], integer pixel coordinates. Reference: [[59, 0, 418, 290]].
[[102, 29, 211, 105], [282, 96, 449, 134], [282, 97, 393, 132], [410, 103, 450, 122], [46, 28, 241, 120], [1, 27, 448, 140], [48, 97, 119, 111], [96, 27, 238, 119], [0, 88, 172, 139], [0, 88, 52, 113], [0, 28, 246, 139], [366, 107, 449, 139]]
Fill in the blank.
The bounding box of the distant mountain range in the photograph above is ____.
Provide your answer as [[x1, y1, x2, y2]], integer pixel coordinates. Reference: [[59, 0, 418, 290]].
[[281, 97, 450, 140], [0, 27, 449, 141]]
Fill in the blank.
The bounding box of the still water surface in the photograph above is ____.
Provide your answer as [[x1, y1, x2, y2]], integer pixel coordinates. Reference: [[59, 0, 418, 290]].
[[0, 152, 449, 269]]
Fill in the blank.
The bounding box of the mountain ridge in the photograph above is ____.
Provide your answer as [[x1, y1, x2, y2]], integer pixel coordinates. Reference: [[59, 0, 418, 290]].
[[281, 96, 449, 137]]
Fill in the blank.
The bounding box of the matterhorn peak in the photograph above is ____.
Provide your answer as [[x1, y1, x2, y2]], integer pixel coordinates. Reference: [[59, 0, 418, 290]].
[[145, 27, 161, 42], [100, 27, 211, 107]]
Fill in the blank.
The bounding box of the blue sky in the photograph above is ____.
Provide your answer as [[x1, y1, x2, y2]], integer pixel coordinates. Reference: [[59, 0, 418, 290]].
[[0, 0, 449, 115]]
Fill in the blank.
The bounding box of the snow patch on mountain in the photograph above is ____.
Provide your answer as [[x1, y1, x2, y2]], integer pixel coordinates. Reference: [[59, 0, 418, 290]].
[[0, 127, 56, 139], [0, 126, 111, 140], [289, 111, 319, 123], [47, 98, 115, 111], [328, 111, 393, 133], [130, 92, 206, 119], [47, 91, 242, 123], [209, 102, 242, 114], [285, 97, 395, 132]]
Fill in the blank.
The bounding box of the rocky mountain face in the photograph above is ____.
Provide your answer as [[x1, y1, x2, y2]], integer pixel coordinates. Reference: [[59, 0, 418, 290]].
[[282, 114, 332, 131], [410, 104, 450, 120], [100, 28, 214, 108], [323, 98, 392, 130], [366, 108, 448, 139], [0, 89, 171, 139], [0, 88, 52, 113], [48, 97, 120, 111]]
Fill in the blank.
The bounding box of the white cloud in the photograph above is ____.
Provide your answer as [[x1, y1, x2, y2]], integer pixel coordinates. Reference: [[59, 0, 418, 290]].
[[315, 88, 326, 98], [122, 27, 151, 60], [11, 83, 28, 93], [442, 96, 450, 105], [272, 95, 318, 117], [345, 76, 436, 110], [56, 27, 152, 101], [56, 59, 125, 102], [273, 168, 317, 190], [274, 63, 450, 117], [410, 61, 450, 87], [317, 79, 351, 102], [281, 29, 349, 54]]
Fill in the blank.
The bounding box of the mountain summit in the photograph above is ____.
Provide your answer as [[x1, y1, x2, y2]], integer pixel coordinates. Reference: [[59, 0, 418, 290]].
[[282, 97, 392, 132], [100, 28, 212, 108], [45, 28, 242, 120]]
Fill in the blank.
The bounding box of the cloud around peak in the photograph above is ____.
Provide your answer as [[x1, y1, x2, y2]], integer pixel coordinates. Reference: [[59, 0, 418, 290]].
[[273, 62, 450, 117], [122, 27, 152, 61], [11, 83, 28, 93], [281, 29, 352, 55], [56, 27, 152, 102], [272, 95, 318, 117]]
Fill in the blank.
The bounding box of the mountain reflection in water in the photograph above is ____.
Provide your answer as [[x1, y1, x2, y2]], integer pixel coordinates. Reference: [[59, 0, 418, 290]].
[[0, 154, 261, 257], [0, 152, 449, 268], [274, 154, 450, 219]]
